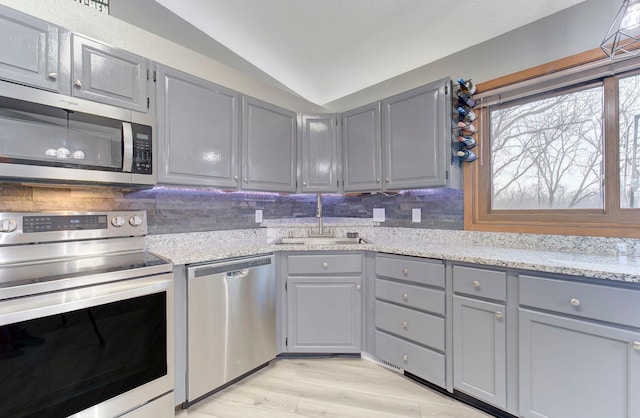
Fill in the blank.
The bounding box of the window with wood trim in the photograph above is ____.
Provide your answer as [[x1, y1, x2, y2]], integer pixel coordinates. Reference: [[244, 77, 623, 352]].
[[464, 50, 640, 238]]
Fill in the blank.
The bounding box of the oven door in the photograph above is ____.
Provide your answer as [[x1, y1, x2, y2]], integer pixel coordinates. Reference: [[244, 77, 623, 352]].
[[0, 273, 174, 418]]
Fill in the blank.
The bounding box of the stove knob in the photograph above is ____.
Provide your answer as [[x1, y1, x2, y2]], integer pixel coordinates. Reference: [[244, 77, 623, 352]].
[[111, 216, 126, 228], [129, 215, 143, 227], [0, 218, 17, 233]]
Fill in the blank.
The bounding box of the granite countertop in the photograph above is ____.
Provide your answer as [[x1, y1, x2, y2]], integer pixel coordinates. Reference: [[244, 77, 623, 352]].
[[147, 221, 640, 284]]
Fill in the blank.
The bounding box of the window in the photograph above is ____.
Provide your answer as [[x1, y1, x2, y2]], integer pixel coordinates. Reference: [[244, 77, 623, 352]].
[[465, 51, 640, 237]]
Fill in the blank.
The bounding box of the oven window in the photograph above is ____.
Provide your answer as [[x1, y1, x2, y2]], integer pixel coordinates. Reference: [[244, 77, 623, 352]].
[[0, 292, 167, 418]]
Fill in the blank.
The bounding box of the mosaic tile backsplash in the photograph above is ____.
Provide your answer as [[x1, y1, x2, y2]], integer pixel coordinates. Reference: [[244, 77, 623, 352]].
[[0, 184, 463, 235]]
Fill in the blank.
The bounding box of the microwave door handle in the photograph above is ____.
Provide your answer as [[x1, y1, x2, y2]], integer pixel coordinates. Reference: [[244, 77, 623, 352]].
[[122, 122, 133, 172]]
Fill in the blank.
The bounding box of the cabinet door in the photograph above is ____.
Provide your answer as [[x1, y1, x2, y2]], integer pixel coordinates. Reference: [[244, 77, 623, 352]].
[[156, 66, 240, 188], [453, 295, 506, 409], [299, 114, 339, 193], [241, 97, 297, 193], [286, 276, 362, 353], [0, 6, 60, 91], [72, 34, 149, 112], [519, 309, 640, 418], [382, 79, 449, 190], [342, 102, 382, 192]]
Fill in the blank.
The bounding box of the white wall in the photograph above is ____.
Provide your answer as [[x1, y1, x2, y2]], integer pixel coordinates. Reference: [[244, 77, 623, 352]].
[[324, 0, 622, 112]]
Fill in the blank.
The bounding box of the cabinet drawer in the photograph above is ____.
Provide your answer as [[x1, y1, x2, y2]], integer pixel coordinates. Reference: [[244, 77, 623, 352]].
[[375, 255, 444, 288], [519, 275, 640, 329], [453, 265, 507, 301], [375, 278, 445, 315], [375, 300, 444, 351], [375, 330, 445, 387], [288, 254, 362, 274]]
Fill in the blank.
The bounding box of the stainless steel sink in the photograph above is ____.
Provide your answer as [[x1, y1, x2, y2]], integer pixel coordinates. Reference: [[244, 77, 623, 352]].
[[273, 236, 369, 245]]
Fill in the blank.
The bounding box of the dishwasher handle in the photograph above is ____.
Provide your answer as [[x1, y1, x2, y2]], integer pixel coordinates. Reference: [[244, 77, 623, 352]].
[[225, 269, 249, 279]]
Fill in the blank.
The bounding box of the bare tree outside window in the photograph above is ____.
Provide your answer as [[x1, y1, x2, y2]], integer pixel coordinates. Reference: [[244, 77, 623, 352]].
[[618, 74, 640, 209], [490, 86, 604, 210]]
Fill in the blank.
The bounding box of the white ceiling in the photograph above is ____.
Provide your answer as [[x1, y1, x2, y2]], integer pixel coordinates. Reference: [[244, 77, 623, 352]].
[[154, 0, 586, 106]]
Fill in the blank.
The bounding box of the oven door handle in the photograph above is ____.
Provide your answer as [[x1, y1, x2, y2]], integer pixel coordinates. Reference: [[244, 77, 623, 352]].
[[0, 274, 173, 326]]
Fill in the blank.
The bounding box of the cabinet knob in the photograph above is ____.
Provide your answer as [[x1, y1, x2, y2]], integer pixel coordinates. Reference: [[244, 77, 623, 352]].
[[402, 293, 409, 301], [402, 268, 408, 276], [376, 178, 381, 183], [74, 79, 82, 88], [401, 321, 408, 329], [243, 178, 248, 182], [632, 341, 640, 351], [472, 280, 480, 288], [48, 72, 57, 80], [303, 181, 307, 186], [234, 175, 238, 181], [570, 298, 581, 307], [385, 177, 390, 182], [402, 354, 408, 361], [356, 284, 361, 290], [495, 311, 503, 319], [322, 262, 328, 269]]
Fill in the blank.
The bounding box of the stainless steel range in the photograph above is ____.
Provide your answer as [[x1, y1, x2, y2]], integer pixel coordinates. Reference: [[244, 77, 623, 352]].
[[0, 211, 174, 418]]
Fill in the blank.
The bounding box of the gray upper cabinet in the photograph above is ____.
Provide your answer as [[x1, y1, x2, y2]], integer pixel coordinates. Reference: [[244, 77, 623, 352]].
[[382, 79, 450, 189], [0, 6, 61, 92], [156, 66, 240, 188], [341, 102, 382, 192], [299, 114, 340, 193], [242, 96, 297, 193], [71, 34, 149, 112]]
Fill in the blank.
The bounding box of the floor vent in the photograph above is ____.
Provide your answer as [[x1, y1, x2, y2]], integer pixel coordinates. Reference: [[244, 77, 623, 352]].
[[361, 352, 403, 374]]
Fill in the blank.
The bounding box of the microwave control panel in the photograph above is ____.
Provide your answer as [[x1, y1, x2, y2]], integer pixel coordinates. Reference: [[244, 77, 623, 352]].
[[132, 123, 152, 174]]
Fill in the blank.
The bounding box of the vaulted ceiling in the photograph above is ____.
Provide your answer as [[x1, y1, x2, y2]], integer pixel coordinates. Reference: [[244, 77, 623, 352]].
[[154, 0, 587, 105]]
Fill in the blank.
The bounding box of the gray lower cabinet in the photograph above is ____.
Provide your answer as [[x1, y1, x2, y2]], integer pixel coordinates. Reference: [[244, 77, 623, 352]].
[[374, 254, 446, 387], [242, 96, 297, 192], [341, 102, 382, 192], [298, 114, 340, 193], [452, 265, 508, 410], [381, 78, 451, 189], [0, 5, 61, 92], [71, 34, 150, 112], [453, 296, 506, 409], [284, 253, 363, 353], [156, 66, 240, 188], [519, 274, 640, 418]]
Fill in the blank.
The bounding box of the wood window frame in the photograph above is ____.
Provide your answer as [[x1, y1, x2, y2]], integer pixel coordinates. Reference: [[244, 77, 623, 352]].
[[464, 47, 640, 238]]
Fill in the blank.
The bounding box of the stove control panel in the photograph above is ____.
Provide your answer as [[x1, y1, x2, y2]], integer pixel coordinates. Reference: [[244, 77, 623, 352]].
[[0, 211, 148, 244]]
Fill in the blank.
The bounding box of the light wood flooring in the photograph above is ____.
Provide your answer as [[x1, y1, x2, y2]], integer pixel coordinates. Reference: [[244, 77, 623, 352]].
[[175, 358, 494, 418]]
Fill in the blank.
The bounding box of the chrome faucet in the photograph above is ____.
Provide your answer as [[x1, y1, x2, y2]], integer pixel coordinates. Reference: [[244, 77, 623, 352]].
[[309, 193, 333, 237]]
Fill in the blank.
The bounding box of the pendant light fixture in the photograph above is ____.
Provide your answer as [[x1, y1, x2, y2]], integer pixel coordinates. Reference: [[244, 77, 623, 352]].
[[602, 0, 640, 59]]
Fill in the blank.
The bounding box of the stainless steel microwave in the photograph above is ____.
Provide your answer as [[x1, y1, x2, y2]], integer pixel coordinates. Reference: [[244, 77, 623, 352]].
[[0, 81, 155, 188]]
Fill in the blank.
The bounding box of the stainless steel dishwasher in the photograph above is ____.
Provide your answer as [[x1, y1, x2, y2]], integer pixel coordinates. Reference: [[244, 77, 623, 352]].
[[186, 254, 275, 405]]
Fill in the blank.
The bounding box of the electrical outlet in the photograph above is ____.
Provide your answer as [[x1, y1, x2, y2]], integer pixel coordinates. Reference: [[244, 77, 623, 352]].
[[373, 208, 385, 222], [412, 208, 421, 223], [255, 209, 263, 223]]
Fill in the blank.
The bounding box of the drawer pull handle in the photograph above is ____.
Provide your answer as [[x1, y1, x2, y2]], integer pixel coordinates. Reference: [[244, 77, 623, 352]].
[[570, 298, 581, 307], [472, 280, 480, 288], [322, 262, 328, 269], [402, 268, 408, 276], [495, 311, 503, 319], [632, 342, 640, 351], [356, 284, 361, 290], [402, 293, 409, 301], [402, 354, 408, 361], [402, 321, 408, 329]]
